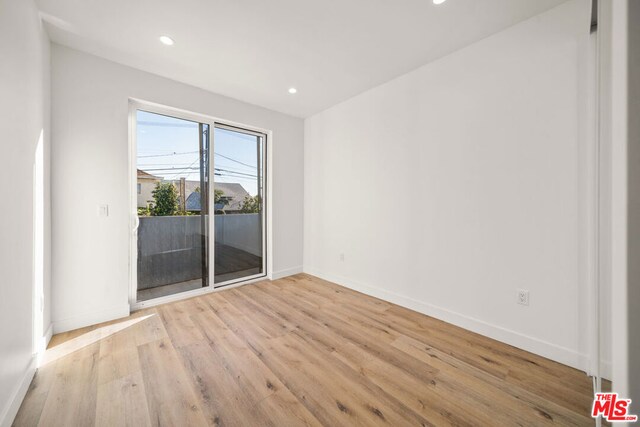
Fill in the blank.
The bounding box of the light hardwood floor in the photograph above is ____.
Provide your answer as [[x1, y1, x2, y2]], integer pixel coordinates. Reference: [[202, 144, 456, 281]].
[[14, 274, 597, 426]]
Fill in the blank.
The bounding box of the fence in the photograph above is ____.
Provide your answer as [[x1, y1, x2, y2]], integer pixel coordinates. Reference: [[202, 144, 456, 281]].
[[137, 213, 261, 290]]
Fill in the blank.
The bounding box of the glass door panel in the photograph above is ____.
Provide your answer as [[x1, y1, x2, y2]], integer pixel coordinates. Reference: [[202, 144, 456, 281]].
[[213, 126, 265, 285], [135, 110, 209, 301]]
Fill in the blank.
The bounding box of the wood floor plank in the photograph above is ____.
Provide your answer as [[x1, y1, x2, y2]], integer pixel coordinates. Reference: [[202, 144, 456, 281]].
[[173, 341, 267, 427], [137, 338, 208, 426], [95, 372, 152, 427], [97, 321, 142, 385], [377, 305, 593, 412], [15, 273, 596, 426], [247, 281, 441, 386], [191, 309, 281, 403], [220, 289, 442, 426], [130, 309, 169, 347], [292, 275, 593, 401], [36, 341, 100, 427], [157, 301, 206, 349], [329, 341, 491, 426], [391, 334, 592, 426], [96, 325, 152, 427], [210, 292, 426, 426], [255, 389, 322, 427], [303, 276, 594, 416], [190, 308, 322, 426], [247, 283, 530, 426], [12, 361, 58, 427], [287, 278, 515, 380]]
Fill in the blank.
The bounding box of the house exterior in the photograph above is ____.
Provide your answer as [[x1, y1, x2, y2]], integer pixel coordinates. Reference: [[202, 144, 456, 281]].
[[137, 169, 162, 208], [186, 182, 251, 213], [138, 171, 250, 214]]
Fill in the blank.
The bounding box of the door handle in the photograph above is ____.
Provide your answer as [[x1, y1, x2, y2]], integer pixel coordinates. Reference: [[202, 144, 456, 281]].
[[133, 215, 140, 232]]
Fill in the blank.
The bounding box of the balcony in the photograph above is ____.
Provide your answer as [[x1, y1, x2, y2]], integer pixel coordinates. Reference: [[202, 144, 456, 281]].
[[137, 213, 263, 301]]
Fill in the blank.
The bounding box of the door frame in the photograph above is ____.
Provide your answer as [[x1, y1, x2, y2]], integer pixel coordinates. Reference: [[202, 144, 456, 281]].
[[128, 98, 272, 310]]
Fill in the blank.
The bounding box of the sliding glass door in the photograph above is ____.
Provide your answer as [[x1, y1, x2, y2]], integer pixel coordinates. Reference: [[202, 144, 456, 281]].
[[135, 111, 210, 301], [213, 125, 265, 284], [132, 105, 266, 303]]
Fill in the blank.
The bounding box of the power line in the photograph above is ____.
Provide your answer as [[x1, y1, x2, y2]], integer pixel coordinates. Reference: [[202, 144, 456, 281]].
[[214, 173, 257, 183], [140, 167, 257, 178], [215, 152, 257, 169], [140, 163, 253, 176], [138, 151, 257, 171], [214, 168, 257, 178], [167, 157, 201, 180]]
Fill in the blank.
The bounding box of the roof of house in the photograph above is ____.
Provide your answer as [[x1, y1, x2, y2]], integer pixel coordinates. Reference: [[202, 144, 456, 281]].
[[186, 182, 251, 212], [168, 179, 200, 195], [137, 169, 162, 180]]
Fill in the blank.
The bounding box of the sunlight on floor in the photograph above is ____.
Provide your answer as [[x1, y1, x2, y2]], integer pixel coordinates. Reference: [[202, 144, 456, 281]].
[[41, 314, 154, 365]]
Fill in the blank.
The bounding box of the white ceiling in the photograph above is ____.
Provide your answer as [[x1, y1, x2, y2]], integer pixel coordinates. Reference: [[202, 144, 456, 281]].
[[37, 0, 567, 118]]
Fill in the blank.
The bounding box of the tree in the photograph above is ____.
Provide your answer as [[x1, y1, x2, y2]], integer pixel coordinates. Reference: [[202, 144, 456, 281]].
[[240, 195, 261, 213], [214, 189, 227, 205], [137, 205, 151, 217], [151, 182, 179, 216]]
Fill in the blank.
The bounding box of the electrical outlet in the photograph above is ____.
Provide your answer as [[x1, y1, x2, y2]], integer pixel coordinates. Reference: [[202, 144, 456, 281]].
[[339, 253, 345, 262], [517, 289, 530, 306]]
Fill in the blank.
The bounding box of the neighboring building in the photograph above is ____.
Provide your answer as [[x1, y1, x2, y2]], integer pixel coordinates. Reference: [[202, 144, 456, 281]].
[[138, 172, 249, 213], [167, 178, 200, 210], [173, 179, 200, 196], [186, 182, 251, 213], [137, 169, 162, 208]]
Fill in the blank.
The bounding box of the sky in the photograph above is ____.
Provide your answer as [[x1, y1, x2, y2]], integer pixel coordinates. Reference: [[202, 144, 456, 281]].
[[136, 110, 262, 196]]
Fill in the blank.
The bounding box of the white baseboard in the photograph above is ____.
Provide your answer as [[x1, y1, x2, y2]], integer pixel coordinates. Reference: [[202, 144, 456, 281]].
[[305, 268, 587, 372], [42, 323, 53, 351], [36, 323, 54, 367], [271, 266, 303, 280], [53, 304, 130, 334], [0, 355, 36, 427]]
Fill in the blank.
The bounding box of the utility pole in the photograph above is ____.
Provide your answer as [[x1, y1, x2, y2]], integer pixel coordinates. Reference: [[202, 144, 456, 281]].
[[179, 177, 186, 212]]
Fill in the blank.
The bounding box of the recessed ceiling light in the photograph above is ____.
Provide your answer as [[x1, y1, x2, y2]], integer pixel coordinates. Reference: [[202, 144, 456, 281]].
[[433, 0, 446, 4], [288, 87, 297, 94], [159, 36, 175, 46]]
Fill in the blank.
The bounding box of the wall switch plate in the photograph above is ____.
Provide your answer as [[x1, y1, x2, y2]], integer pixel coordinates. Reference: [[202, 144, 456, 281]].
[[339, 253, 345, 262], [98, 204, 109, 217], [517, 289, 530, 306]]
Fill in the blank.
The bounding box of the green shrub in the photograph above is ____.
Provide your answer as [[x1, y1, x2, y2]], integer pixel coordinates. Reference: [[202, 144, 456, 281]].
[[151, 182, 179, 216]]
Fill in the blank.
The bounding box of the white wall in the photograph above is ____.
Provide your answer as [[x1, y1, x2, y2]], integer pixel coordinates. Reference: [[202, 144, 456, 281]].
[[627, 0, 640, 404], [598, 0, 640, 400], [304, 0, 592, 370], [0, 0, 51, 425], [51, 45, 304, 333], [597, 0, 626, 397]]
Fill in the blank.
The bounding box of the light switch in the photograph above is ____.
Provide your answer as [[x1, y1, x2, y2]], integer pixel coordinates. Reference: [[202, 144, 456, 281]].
[[98, 204, 109, 217]]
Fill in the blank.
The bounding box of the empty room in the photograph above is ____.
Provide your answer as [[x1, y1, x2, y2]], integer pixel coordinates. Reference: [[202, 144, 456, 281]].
[[1, 0, 639, 425]]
